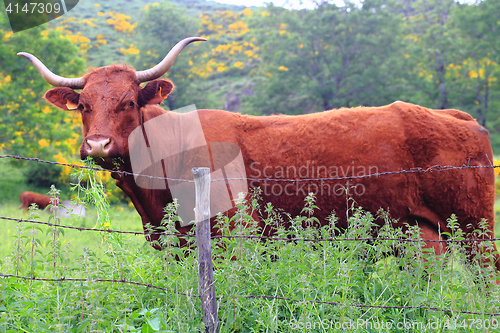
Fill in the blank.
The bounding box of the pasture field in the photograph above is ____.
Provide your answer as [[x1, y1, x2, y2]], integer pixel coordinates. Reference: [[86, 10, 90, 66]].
[[0, 183, 500, 332], [0, 159, 499, 332]]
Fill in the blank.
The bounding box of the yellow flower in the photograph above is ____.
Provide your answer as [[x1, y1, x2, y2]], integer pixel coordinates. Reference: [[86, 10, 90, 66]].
[[121, 45, 140, 55], [41, 30, 49, 37], [67, 35, 79, 43], [127, 46, 139, 54], [494, 159, 500, 176], [3, 31, 13, 40], [234, 61, 244, 69], [97, 12, 104, 16], [242, 8, 252, 16], [82, 19, 98, 28], [38, 139, 50, 148], [53, 152, 67, 164], [278, 66, 289, 71], [95, 3, 100, 7]]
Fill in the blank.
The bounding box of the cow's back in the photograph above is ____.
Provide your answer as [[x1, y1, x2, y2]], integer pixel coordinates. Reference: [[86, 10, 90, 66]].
[[197, 102, 494, 234], [19, 191, 55, 211]]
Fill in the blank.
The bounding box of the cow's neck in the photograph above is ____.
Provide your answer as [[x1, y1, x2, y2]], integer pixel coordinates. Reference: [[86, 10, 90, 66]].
[[112, 161, 173, 245]]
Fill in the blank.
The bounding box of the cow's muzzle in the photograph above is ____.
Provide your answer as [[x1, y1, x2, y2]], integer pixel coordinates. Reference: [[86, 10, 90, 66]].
[[84, 136, 113, 157]]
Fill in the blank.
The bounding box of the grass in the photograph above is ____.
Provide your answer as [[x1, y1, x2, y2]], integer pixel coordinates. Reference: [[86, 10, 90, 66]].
[[0, 160, 499, 331], [0, 202, 144, 263], [0, 191, 499, 331]]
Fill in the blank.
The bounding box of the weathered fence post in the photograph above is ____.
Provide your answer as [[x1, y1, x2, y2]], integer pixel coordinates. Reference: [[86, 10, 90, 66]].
[[192, 167, 219, 333]]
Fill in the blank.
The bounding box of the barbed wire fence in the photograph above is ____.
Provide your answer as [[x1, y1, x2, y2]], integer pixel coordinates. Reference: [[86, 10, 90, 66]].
[[1, 155, 500, 332]]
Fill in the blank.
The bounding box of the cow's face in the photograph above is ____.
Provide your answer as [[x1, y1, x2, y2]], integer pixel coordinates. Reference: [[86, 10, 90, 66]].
[[44, 66, 173, 167], [18, 37, 204, 169]]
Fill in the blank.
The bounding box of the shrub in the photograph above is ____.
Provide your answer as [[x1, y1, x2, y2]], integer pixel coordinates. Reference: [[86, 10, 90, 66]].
[[25, 162, 63, 189]]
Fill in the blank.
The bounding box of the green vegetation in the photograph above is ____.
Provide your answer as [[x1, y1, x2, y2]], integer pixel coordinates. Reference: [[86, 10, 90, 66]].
[[0, 12, 84, 160], [0, 178, 499, 331], [2, 0, 500, 158], [1, 0, 500, 330], [41, 0, 500, 149]]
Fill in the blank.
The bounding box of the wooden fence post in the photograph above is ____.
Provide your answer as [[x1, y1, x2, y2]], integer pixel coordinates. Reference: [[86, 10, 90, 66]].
[[192, 167, 219, 333]]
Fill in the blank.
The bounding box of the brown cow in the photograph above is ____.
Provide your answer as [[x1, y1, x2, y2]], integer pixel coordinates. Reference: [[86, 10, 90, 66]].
[[18, 38, 500, 271], [19, 191, 58, 212]]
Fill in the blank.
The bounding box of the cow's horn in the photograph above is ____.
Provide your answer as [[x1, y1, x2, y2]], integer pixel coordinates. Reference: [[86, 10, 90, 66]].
[[17, 52, 85, 89], [135, 37, 207, 83]]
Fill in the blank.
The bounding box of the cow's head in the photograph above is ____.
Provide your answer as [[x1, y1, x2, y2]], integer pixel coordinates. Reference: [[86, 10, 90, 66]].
[[18, 37, 205, 169]]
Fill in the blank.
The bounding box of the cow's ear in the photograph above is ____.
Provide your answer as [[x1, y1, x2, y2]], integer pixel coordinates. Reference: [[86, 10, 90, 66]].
[[138, 79, 174, 106], [44, 88, 81, 111]]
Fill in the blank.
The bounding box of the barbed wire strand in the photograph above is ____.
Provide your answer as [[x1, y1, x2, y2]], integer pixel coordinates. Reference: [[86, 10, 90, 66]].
[[235, 294, 500, 317], [0, 274, 198, 298], [1, 215, 499, 243], [2, 154, 500, 184], [2, 155, 500, 319], [0, 155, 194, 183], [0, 215, 195, 237], [1, 274, 497, 317]]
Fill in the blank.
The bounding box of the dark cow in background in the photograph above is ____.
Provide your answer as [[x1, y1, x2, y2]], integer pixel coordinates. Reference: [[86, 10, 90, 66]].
[[19, 191, 57, 211], [18, 37, 500, 271]]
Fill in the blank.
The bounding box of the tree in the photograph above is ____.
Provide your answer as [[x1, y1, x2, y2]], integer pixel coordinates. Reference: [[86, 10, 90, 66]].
[[452, 0, 500, 127], [248, 0, 404, 115], [399, 0, 461, 110], [0, 12, 85, 162], [130, 2, 199, 110]]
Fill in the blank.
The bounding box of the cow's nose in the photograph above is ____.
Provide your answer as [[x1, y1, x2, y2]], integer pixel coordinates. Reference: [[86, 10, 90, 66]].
[[85, 138, 112, 157]]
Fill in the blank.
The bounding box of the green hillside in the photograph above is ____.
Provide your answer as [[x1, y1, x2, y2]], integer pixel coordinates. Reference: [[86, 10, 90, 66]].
[[3, 0, 500, 151], [49, 0, 247, 67]]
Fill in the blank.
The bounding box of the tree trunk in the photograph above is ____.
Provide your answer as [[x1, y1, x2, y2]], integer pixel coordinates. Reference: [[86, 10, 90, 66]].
[[475, 76, 485, 127], [435, 49, 448, 109]]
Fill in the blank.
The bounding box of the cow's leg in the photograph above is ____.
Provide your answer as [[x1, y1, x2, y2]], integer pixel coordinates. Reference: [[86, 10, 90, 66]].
[[410, 206, 448, 255], [418, 222, 446, 255], [492, 243, 500, 273], [412, 205, 500, 281], [210, 194, 262, 263], [115, 178, 163, 249]]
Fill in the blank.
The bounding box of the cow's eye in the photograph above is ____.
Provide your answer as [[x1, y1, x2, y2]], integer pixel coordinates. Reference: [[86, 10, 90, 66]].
[[77, 104, 84, 111], [128, 101, 135, 107]]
